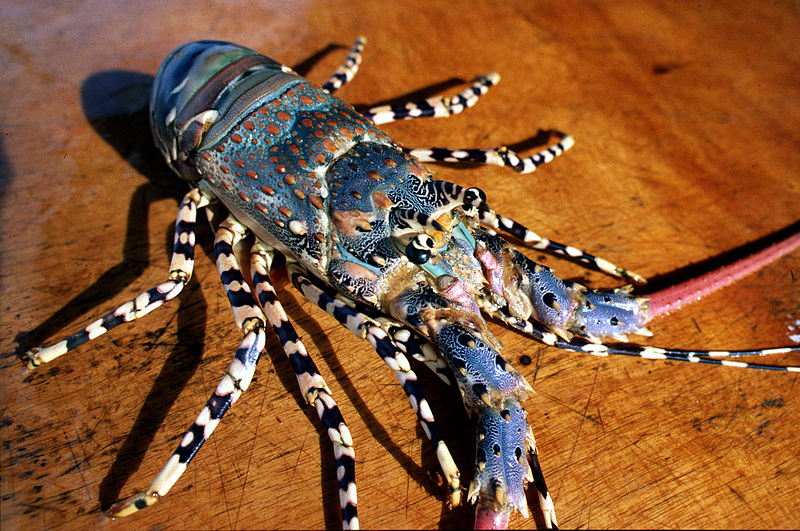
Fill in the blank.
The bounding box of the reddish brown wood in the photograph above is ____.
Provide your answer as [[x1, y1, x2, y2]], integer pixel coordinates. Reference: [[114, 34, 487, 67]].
[[1, 1, 798, 529]]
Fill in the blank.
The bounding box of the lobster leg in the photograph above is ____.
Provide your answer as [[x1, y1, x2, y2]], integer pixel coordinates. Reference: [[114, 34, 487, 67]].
[[249, 243, 358, 529], [527, 443, 558, 530], [500, 308, 800, 371], [363, 73, 501, 125], [406, 135, 643, 282], [105, 215, 269, 519], [289, 264, 452, 384], [26, 189, 209, 369], [476, 205, 646, 284], [382, 321, 455, 386], [288, 266, 461, 505], [405, 131, 574, 174], [322, 36, 367, 94]]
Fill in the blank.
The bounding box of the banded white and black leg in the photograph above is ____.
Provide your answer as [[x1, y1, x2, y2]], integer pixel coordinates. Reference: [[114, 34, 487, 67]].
[[26, 188, 209, 369], [496, 307, 800, 372], [527, 435, 557, 529], [250, 242, 358, 529], [477, 207, 646, 284], [287, 264, 453, 385], [381, 321, 454, 386], [322, 36, 367, 94], [288, 266, 461, 505], [424, 177, 644, 283], [105, 215, 268, 518], [406, 141, 643, 282], [405, 130, 575, 174], [362, 73, 501, 125]]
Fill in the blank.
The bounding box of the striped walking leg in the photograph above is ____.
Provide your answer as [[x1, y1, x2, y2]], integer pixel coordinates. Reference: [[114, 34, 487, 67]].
[[105, 215, 268, 518], [288, 265, 461, 506], [27, 189, 209, 368], [322, 36, 367, 94], [250, 242, 358, 529], [363, 73, 501, 125]]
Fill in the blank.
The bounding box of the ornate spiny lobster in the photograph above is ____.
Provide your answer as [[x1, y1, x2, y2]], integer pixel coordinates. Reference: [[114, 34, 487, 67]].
[[24, 37, 800, 529]]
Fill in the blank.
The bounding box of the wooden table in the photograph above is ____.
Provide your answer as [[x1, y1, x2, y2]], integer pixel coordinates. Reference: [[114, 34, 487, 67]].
[[2, 1, 798, 529]]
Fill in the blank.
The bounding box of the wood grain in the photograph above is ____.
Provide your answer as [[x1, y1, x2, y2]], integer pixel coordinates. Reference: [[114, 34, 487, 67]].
[[1, 1, 798, 529]]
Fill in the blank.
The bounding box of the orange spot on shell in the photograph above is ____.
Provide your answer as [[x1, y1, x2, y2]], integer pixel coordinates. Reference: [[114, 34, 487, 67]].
[[289, 144, 300, 154], [279, 206, 292, 217], [372, 191, 394, 209], [277, 111, 291, 122], [284, 174, 296, 185], [255, 202, 268, 213], [261, 185, 275, 195], [266, 124, 279, 135], [243, 121, 255, 131], [234, 159, 245, 168], [302, 118, 313, 127], [246, 170, 258, 179], [231, 134, 242, 143], [294, 189, 306, 200], [323, 138, 336, 153], [384, 158, 397, 167], [300, 95, 313, 105], [408, 162, 426, 178], [276, 164, 286, 173], [238, 191, 250, 202], [309, 195, 323, 209]]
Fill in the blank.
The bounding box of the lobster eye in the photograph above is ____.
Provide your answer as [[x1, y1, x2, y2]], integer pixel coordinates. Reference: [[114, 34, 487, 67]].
[[405, 244, 431, 264], [463, 187, 486, 207]]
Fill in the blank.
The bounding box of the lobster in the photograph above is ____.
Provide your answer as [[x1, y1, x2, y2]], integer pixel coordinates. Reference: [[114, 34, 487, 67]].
[[23, 37, 800, 529]]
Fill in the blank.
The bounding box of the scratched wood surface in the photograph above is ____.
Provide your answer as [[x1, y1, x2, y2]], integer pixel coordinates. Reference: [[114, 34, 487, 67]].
[[1, 1, 799, 529]]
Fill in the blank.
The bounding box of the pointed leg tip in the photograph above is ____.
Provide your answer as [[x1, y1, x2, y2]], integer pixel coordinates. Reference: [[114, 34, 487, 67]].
[[25, 349, 40, 370], [104, 492, 159, 519]]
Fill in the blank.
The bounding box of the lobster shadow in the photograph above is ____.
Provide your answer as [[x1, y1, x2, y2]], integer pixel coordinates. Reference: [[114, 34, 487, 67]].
[[55, 69, 214, 513]]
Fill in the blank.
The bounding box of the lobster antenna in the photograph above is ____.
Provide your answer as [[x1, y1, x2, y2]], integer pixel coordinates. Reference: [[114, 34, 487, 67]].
[[646, 230, 800, 319]]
